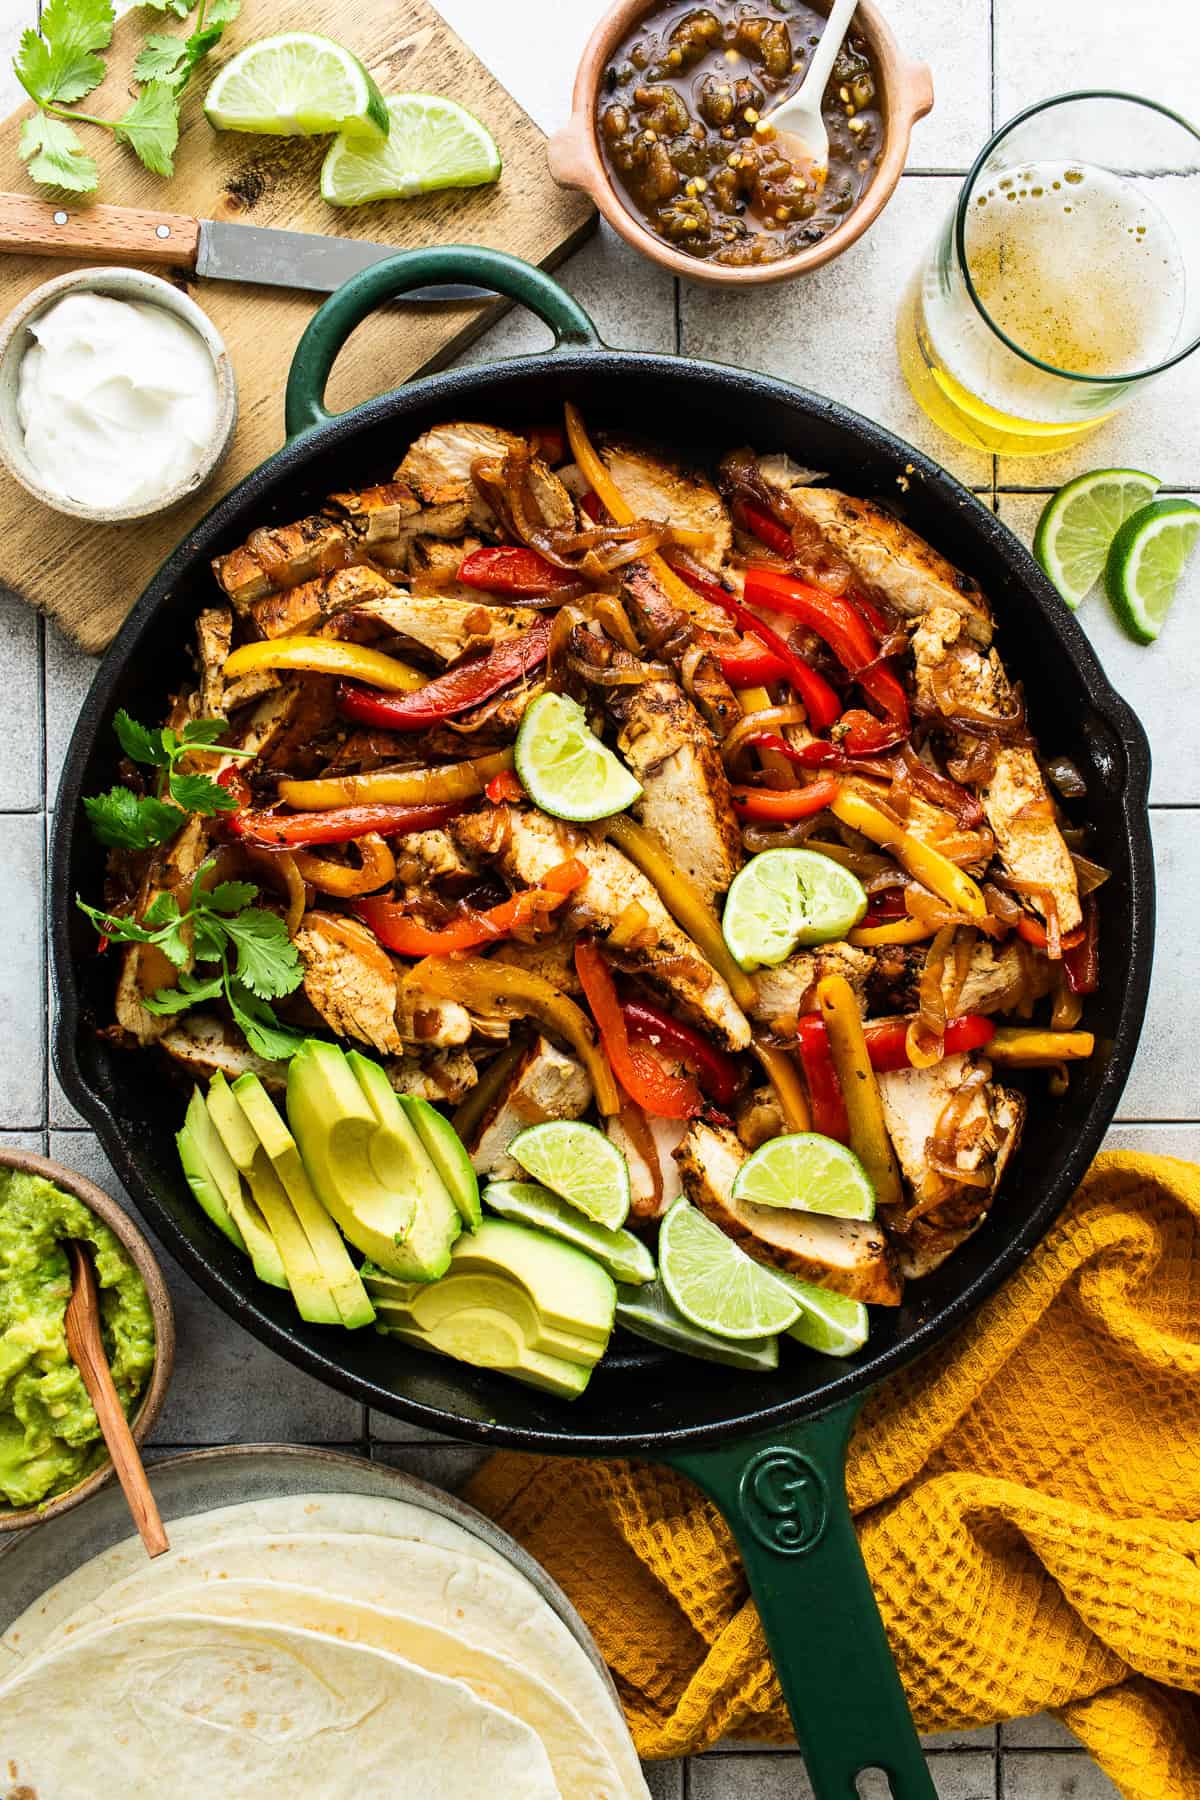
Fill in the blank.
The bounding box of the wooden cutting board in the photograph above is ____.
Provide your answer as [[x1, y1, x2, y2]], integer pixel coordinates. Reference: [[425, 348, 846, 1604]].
[[0, 0, 594, 652]]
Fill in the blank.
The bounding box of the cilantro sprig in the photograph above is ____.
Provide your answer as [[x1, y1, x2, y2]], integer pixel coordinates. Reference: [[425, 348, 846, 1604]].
[[83, 710, 252, 851], [14, 0, 240, 193], [77, 863, 306, 1061]]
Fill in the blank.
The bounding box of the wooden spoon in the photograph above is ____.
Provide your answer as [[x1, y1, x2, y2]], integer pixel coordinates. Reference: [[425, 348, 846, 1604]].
[[64, 1240, 169, 1558]]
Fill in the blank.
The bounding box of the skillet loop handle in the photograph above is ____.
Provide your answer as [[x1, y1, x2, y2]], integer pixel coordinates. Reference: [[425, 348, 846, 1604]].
[[284, 246, 602, 439], [665, 1397, 936, 1800]]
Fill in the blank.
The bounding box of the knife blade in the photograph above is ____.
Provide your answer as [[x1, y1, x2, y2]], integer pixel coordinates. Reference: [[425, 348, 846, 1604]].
[[0, 194, 495, 302]]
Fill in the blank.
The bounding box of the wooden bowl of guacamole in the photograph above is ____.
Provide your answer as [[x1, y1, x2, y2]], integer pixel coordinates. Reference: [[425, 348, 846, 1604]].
[[0, 1149, 174, 1532]]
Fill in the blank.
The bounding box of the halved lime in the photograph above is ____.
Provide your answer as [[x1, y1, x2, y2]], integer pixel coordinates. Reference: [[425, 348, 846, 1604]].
[[721, 848, 867, 971], [658, 1198, 801, 1340], [771, 1272, 870, 1357], [204, 33, 389, 139], [1033, 468, 1159, 608], [1104, 497, 1200, 644], [483, 1180, 654, 1285], [732, 1132, 876, 1221], [507, 1121, 631, 1230], [321, 93, 501, 206], [515, 692, 641, 823]]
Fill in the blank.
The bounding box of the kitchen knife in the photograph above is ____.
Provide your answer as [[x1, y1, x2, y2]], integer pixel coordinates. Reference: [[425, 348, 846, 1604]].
[[0, 194, 495, 301]]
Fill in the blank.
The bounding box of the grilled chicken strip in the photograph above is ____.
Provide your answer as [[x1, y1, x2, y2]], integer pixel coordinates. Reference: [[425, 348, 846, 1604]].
[[384, 1049, 479, 1105], [749, 944, 875, 1037], [453, 806, 752, 1049], [114, 817, 211, 1046], [608, 1112, 686, 1223], [160, 1013, 287, 1091], [767, 481, 994, 647], [212, 515, 361, 611], [876, 1052, 1025, 1276], [600, 440, 733, 572], [868, 935, 1057, 1019], [676, 1121, 902, 1304], [295, 912, 405, 1057], [490, 936, 582, 996], [467, 1036, 593, 1178], [619, 565, 741, 737], [352, 589, 542, 664], [391, 829, 478, 889], [911, 606, 1081, 933], [244, 564, 400, 640], [396, 422, 575, 534]]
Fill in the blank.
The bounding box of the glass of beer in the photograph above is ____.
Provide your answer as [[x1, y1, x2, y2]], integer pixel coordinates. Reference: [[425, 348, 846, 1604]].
[[898, 92, 1200, 455]]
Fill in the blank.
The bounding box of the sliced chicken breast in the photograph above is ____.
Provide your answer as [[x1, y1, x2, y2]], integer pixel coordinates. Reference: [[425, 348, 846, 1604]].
[[675, 1121, 903, 1305], [295, 912, 405, 1056], [383, 1049, 479, 1105], [453, 806, 751, 1049], [247, 565, 400, 640], [749, 944, 875, 1037], [351, 590, 541, 663], [608, 1112, 686, 1223], [396, 423, 575, 535], [212, 515, 358, 611], [601, 440, 733, 572], [195, 606, 232, 717], [160, 1013, 287, 1091], [467, 1036, 593, 1177], [114, 817, 211, 1046]]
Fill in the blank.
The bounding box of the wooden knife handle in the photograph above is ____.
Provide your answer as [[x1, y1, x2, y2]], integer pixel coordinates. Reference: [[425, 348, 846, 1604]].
[[0, 192, 201, 268]]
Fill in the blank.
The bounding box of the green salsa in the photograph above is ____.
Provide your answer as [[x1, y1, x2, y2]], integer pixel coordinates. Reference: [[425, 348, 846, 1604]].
[[0, 1169, 156, 1509]]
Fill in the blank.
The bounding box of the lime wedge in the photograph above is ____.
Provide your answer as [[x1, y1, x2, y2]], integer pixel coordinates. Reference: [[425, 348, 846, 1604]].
[[771, 1272, 870, 1357], [732, 1132, 876, 1221], [615, 1277, 781, 1370], [1033, 468, 1160, 608], [721, 848, 867, 971], [204, 32, 389, 139], [658, 1198, 801, 1340], [482, 1180, 654, 1285], [1104, 497, 1200, 644], [321, 93, 501, 206], [515, 692, 641, 823], [507, 1121, 631, 1231]]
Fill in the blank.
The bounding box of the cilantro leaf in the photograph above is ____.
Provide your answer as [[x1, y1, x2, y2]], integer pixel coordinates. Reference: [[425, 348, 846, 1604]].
[[223, 908, 303, 1000], [180, 718, 231, 748], [114, 81, 179, 178], [206, 880, 258, 915], [227, 983, 307, 1062], [138, 0, 193, 15], [113, 708, 169, 768], [169, 770, 239, 816], [205, 0, 241, 25], [18, 112, 98, 194], [191, 910, 230, 964], [15, 0, 113, 106], [75, 897, 159, 945], [142, 891, 181, 929], [142, 969, 224, 1015], [82, 786, 183, 849], [133, 33, 190, 84]]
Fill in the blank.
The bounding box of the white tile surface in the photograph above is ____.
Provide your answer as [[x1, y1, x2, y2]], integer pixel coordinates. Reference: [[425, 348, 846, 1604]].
[[1002, 1714, 1081, 1750], [43, 618, 100, 810], [0, 812, 45, 1128], [690, 1751, 998, 1798], [1004, 1753, 1123, 1799], [0, 592, 41, 813]]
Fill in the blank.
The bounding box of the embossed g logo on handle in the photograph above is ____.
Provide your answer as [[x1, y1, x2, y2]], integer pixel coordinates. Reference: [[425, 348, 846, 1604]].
[[738, 1447, 829, 1555]]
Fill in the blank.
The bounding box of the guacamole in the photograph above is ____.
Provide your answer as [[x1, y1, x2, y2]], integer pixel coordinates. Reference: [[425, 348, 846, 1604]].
[[0, 1169, 156, 1509]]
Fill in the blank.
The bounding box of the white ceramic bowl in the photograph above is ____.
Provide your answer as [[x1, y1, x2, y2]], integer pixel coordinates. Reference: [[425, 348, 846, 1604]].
[[0, 265, 238, 524]]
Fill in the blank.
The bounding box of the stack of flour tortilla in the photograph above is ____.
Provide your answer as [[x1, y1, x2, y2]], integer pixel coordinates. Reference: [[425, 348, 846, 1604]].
[[0, 1492, 649, 1798]]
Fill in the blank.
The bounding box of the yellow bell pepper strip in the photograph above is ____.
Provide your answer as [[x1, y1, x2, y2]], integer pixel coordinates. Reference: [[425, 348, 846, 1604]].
[[830, 787, 989, 923], [752, 1040, 811, 1134], [815, 973, 904, 1210], [563, 403, 716, 619], [279, 750, 514, 812], [412, 954, 622, 1117], [291, 834, 396, 898], [984, 1026, 1095, 1067], [223, 637, 426, 693], [735, 685, 794, 783], [602, 813, 756, 1013], [847, 918, 939, 947]]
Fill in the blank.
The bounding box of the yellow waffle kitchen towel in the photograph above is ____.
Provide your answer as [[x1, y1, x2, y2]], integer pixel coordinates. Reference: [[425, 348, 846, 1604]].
[[467, 1152, 1200, 1796]]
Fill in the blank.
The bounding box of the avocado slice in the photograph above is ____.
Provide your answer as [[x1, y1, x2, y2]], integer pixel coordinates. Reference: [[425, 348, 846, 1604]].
[[369, 1272, 605, 1364], [285, 1040, 418, 1278], [447, 1218, 615, 1346], [482, 1180, 655, 1286], [615, 1278, 781, 1371], [231, 1073, 375, 1331], [398, 1095, 482, 1230], [177, 1088, 246, 1254], [207, 1072, 340, 1326], [179, 1086, 285, 1287], [379, 1315, 593, 1400], [345, 1051, 461, 1283]]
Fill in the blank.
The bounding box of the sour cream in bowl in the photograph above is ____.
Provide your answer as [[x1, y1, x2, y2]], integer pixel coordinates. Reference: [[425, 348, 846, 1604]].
[[0, 267, 237, 523]]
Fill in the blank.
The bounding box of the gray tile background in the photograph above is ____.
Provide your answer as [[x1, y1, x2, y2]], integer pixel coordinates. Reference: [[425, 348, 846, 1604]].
[[5, 0, 1197, 1792]]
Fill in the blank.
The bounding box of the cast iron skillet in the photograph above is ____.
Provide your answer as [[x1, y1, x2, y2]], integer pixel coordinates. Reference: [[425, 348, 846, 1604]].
[[51, 247, 1154, 1798]]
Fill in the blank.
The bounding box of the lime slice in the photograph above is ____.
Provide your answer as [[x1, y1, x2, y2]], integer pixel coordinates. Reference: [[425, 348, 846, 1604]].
[[658, 1198, 801, 1340], [1033, 468, 1160, 608], [204, 32, 389, 139], [615, 1277, 781, 1370], [482, 1180, 654, 1285], [515, 692, 641, 823], [732, 1132, 876, 1221], [721, 848, 867, 970], [1104, 497, 1200, 644], [321, 93, 501, 206], [507, 1121, 631, 1230], [771, 1272, 870, 1357]]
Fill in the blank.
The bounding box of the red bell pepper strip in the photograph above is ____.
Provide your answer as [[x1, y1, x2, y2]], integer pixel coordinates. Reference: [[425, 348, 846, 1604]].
[[794, 1022, 851, 1142], [229, 801, 462, 850], [835, 709, 909, 756], [718, 638, 793, 685], [735, 499, 794, 560], [743, 568, 911, 734], [1063, 895, 1099, 994], [216, 764, 252, 812], [1016, 915, 1087, 955], [355, 857, 587, 957], [485, 768, 525, 804], [574, 942, 701, 1120], [337, 620, 552, 733], [692, 583, 841, 730], [620, 996, 739, 1104], [457, 547, 576, 598], [731, 777, 843, 822], [796, 1010, 996, 1077], [847, 592, 892, 637]]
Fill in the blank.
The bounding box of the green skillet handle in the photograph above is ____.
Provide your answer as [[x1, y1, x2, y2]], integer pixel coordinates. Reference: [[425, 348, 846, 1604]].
[[284, 246, 602, 439], [665, 1396, 934, 1799]]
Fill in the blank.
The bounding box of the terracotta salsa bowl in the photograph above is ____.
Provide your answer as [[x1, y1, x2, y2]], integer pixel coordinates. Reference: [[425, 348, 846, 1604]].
[[548, 0, 934, 285]]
